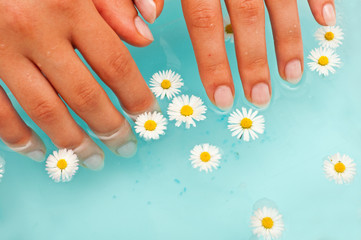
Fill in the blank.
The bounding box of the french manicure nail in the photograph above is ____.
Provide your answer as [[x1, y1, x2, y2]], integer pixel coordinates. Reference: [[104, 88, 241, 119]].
[[117, 141, 137, 158], [323, 3, 336, 26], [134, 16, 154, 41], [126, 100, 161, 121], [83, 154, 104, 170], [285, 59, 302, 84], [27, 150, 45, 162], [134, 0, 156, 24], [214, 85, 234, 111], [251, 83, 271, 107]]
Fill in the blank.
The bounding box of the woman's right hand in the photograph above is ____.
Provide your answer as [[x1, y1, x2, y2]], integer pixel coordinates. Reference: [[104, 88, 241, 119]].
[[0, 0, 160, 169]]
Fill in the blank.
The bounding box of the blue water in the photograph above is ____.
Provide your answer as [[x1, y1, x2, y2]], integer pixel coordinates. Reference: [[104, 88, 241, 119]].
[[1, 1, 361, 239]]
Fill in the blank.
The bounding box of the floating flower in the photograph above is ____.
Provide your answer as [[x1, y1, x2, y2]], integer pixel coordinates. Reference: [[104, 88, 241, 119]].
[[167, 95, 207, 128], [228, 108, 265, 141], [134, 111, 167, 140], [324, 153, 356, 184], [315, 26, 344, 49], [149, 70, 184, 99], [224, 17, 234, 43], [307, 47, 341, 76], [189, 144, 221, 173], [46, 149, 79, 183], [251, 206, 284, 240], [0, 157, 5, 181]]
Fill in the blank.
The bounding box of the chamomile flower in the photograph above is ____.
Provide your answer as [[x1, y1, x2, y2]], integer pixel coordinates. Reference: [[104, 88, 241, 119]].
[[307, 47, 341, 76], [167, 95, 207, 128], [251, 207, 284, 240], [46, 149, 79, 183], [224, 17, 234, 43], [228, 108, 265, 141], [315, 26, 344, 49], [134, 111, 167, 140], [149, 70, 184, 99], [189, 144, 221, 173], [324, 153, 356, 184], [0, 157, 5, 181]]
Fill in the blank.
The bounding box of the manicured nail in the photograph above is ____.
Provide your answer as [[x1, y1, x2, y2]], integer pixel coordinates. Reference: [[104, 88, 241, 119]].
[[7, 131, 46, 162], [96, 122, 137, 158], [134, 16, 154, 41], [134, 0, 156, 24], [83, 154, 104, 170], [214, 85, 234, 111], [117, 141, 137, 158], [127, 100, 161, 121], [72, 137, 104, 170], [251, 83, 271, 107], [323, 3, 336, 26], [285, 59, 302, 84]]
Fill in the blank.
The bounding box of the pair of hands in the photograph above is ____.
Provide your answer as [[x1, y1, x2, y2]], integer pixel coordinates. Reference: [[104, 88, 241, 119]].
[[0, 0, 336, 170]]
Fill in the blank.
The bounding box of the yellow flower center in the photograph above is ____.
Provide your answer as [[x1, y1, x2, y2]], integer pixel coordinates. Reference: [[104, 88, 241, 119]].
[[225, 24, 233, 34], [57, 159, 68, 170], [144, 120, 157, 131], [240, 118, 252, 129], [180, 105, 193, 116], [325, 31, 334, 41], [161, 79, 171, 89], [318, 56, 329, 66], [200, 152, 211, 162], [334, 162, 346, 173], [261, 217, 274, 229]]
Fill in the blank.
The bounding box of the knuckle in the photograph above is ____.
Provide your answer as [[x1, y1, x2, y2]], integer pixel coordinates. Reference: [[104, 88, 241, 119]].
[[188, 5, 217, 30], [2, 6, 34, 34], [49, 0, 75, 11], [107, 53, 132, 80], [246, 57, 268, 71], [230, 0, 262, 24], [30, 99, 59, 123], [72, 85, 100, 112], [276, 27, 302, 44], [203, 61, 229, 78]]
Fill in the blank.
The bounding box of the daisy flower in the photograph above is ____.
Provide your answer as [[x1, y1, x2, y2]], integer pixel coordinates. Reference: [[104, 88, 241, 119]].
[[46, 149, 79, 183], [0, 157, 5, 181], [167, 95, 207, 128], [228, 108, 265, 141], [224, 17, 234, 43], [189, 144, 221, 173], [324, 153, 356, 184], [149, 70, 184, 99], [251, 206, 284, 240], [134, 111, 167, 140], [307, 47, 341, 76], [315, 26, 344, 49]]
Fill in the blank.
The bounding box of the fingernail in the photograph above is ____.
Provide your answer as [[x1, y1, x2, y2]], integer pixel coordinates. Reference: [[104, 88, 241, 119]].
[[285, 59, 302, 84], [83, 154, 104, 170], [251, 83, 271, 107], [134, 16, 154, 41], [7, 131, 46, 162], [323, 3, 336, 26], [72, 137, 104, 170], [126, 100, 161, 121], [214, 85, 234, 111], [134, 0, 156, 24], [95, 122, 137, 158], [117, 141, 137, 158]]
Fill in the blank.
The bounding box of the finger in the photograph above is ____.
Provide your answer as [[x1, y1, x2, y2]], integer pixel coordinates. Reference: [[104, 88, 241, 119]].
[[265, 0, 303, 84], [93, 0, 154, 47], [134, 0, 164, 23], [71, 11, 160, 120], [225, 0, 271, 107], [0, 86, 46, 161], [0, 56, 104, 170], [308, 0, 336, 26], [31, 41, 137, 158], [181, 0, 234, 111]]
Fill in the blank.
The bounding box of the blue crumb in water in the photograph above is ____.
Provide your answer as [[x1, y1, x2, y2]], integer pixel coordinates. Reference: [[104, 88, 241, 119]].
[[174, 179, 180, 184], [112, 195, 117, 199], [147, 201, 151, 205]]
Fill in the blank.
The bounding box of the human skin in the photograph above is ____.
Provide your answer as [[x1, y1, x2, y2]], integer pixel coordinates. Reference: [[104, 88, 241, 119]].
[[0, 0, 164, 170], [179, 0, 336, 109]]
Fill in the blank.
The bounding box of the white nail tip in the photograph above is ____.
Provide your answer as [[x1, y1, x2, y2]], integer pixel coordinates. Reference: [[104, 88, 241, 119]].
[[83, 154, 104, 170], [117, 142, 137, 158], [26, 150, 45, 162]]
